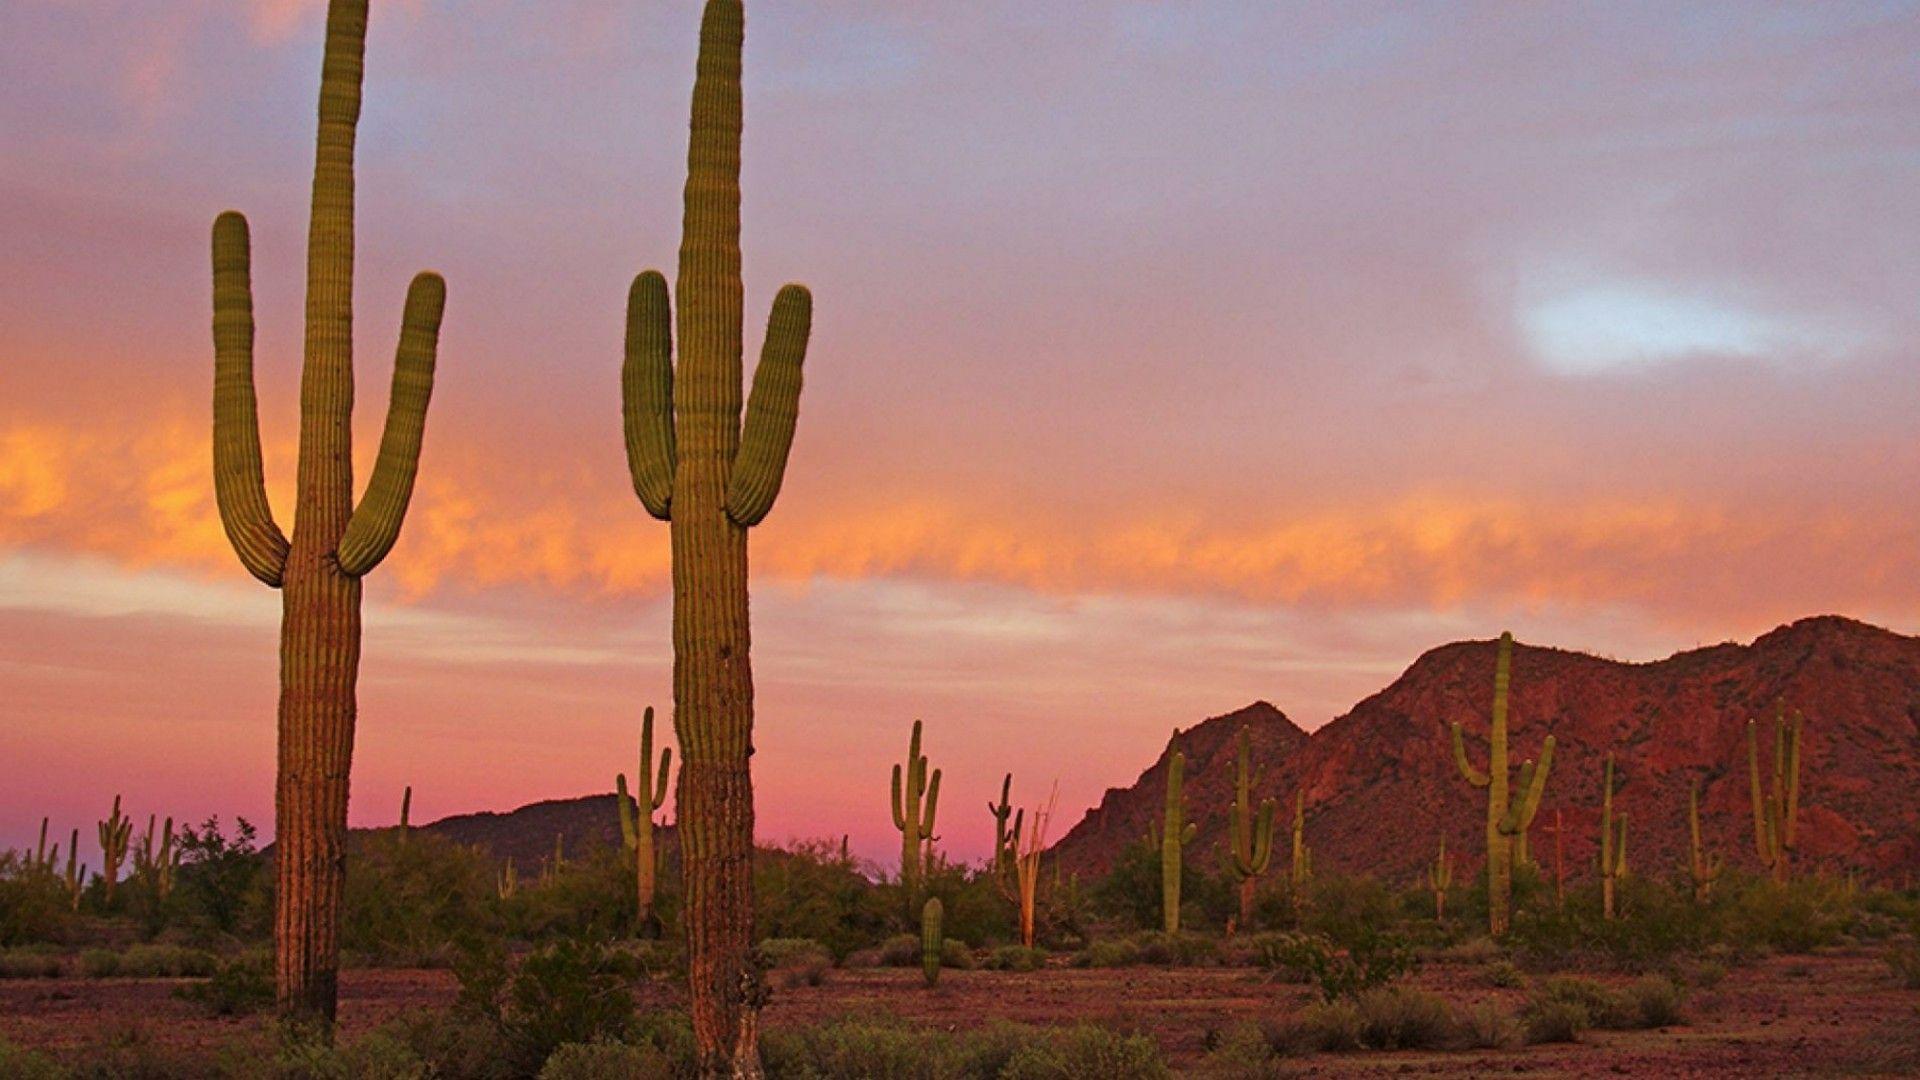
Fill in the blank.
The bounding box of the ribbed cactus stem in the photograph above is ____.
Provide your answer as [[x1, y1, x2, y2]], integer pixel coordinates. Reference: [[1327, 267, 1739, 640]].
[[890, 719, 941, 909], [987, 773, 1016, 878], [1426, 836, 1452, 920], [63, 830, 82, 912], [1160, 738, 1196, 934], [1747, 701, 1804, 884], [617, 7, 816, 1062], [1448, 631, 1553, 937], [1289, 789, 1311, 892], [399, 786, 411, 834], [211, 0, 445, 1028], [1688, 779, 1723, 901], [921, 897, 943, 988], [1226, 727, 1276, 930], [618, 705, 673, 935], [35, 819, 49, 870]]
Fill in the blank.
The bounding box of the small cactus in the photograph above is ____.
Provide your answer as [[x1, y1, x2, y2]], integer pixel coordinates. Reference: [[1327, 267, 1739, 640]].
[[63, 831, 84, 912], [1225, 727, 1277, 930], [399, 786, 412, 841], [1747, 701, 1804, 884], [1160, 735, 1198, 934], [921, 897, 943, 987], [1289, 789, 1312, 894], [98, 796, 132, 904], [497, 858, 517, 900], [1426, 836, 1453, 921], [890, 720, 941, 910], [618, 706, 673, 935], [1600, 755, 1628, 919], [1688, 779, 1723, 901]]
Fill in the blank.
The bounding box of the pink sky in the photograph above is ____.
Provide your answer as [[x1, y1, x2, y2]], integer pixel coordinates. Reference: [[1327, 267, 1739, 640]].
[[2, 1, 1916, 867]]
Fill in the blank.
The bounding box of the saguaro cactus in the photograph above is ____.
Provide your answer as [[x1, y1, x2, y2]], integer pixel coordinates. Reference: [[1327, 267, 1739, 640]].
[[620, 3, 815, 1067], [921, 897, 943, 988], [1450, 631, 1556, 936], [211, 0, 446, 1027], [98, 796, 131, 904], [1600, 755, 1628, 919], [1427, 836, 1452, 921], [1225, 727, 1276, 929], [399, 786, 412, 841], [987, 774, 1022, 880], [63, 832, 84, 912], [1688, 780, 1723, 901], [889, 720, 941, 906], [618, 706, 673, 935], [1747, 702, 1804, 884], [1288, 789, 1313, 893], [1160, 740, 1197, 934], [133, 816, 179, 901]]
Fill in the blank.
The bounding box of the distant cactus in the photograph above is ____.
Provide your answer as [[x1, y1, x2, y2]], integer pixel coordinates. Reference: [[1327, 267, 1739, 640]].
[[1450, 631, 1556, 936], [133, 816, 179, 901], [1688, 779, 1723, 901], [399, 786, 412, 841], [987, 774, 1023, 882], [1747, 701, 1804, 884], [921, 897, 943, 987], [890, 720, 941, 910], [497, 858, 517, 901], [33, 818, 51, 872], [618, 706, 673, 936], [1224, 727, 1276, 929], [98, 796, 132, 903], [1289, 789, 1313, 894], [1161, 737, 1198, 934], [63, 831, 83, 912], [211, 0, 447, 1024], [1546, 808, 1566, 906], [1600, 755, 1628, 919], [1426, 836, 1453, 921]]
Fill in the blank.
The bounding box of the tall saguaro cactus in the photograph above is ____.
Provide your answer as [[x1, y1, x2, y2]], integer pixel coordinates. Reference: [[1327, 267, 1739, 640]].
[[1599, 754, 1628, 919], [99, 796, 131, 904], [620, 3, 814, 1070], [1427, 836, 1452, 921], [1688, 779, 1723, 901], [1449, 632, 1556, 936], [1160, 739, 1197, 934], [1289, 789, 1313, 893], [1225, 727, 1276, 929], [211, 0, 445, 1028], [889, 720, 942, 907], [618, 706, 673, 935], [1747, 702, 1804, 884]]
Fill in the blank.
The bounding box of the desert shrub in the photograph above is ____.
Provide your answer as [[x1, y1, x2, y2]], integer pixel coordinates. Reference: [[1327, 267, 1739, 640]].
[[68, 1023, 209, 1077], [1530, 976, 1633, 1029], [1350, 986, 1457, 1050], [538, 1040, 673, 1080], [1722, 875, 1849, 953], [1522, 999, 1589, 1044], [983, 944, 1048, 971], [80, 948, 120, 977], [116, 943, 216, 978], [1483, 959, 1525, 987], [504, 847, 648, 944], [1296, 999, 1365, 1052], [1690, 959, 1727, 989], [1091, 840, 1229, 933], [172, 818, 268, 939], [1887, 941, 1920, 989], [0, 946, 62, 979], [1199, 1022, 1289, 1078], [1623, 975, 1686, 1027], [176, 951, 274, 1016], [1252, 929, 1416, 1002], [454, 936, 641, 1074], [877, 933, 920, 967], [1301, 876, 1403, 950], [758, 839, 893, 958], [1460, 1001, 1517, 1049], [760, 938, 833, 989], [0, 1038, 64, 1080], [996, 1023, 1167, 1079], [1433, 936, 1501, 965], [0, 852, 72, 947], [941, 939, 975, 969], [1073, 938, 1140, 968], [257, 1025, 431, 1080], [345, 831, 500, 963], [758, 1016, 1167, 1079], [1131, 930, 1218, 967]]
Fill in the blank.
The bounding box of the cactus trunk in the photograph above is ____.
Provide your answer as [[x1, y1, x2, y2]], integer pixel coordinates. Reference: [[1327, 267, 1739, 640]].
[[1747, 702, 1804, 885], [211, 0, 445, 1028], [921, 898, 943, 987], [1600, 754, 1627, 919], [1160, 740, 1196, 934], [619, 706, 673, 936], [1225, 727, 1275, 930], [1449, 632, 1554, 937], [621, 3, 815, 1071], [890, 720, 941, 913], [1688, 779, 1722, 901]]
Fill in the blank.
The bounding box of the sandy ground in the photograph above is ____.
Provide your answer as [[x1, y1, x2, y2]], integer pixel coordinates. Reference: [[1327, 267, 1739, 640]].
[[1, 950, 1914, 1075]]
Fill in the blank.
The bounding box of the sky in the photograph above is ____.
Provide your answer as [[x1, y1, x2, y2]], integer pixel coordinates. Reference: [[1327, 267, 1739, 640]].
[[2, 1, 1916, 868]]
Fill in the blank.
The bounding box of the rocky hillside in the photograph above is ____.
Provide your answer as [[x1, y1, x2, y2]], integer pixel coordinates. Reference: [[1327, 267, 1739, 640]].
[[1049, 616, 1920, 886]]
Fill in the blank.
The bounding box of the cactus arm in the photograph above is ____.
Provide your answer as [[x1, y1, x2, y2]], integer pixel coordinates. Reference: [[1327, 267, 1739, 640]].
[[617, 773, 637, 848], [1449, 722, 1490, 788], [335, 272, 445, 576], [211, 211, 290, 586], [1499, 736, 1554, 835], [890, 763, 908, 831], [623, 270, 675, 519], [922, 768, 942, 834], [725, 284, 811, 526], [653, 746, 673, 812], [1249, 799, 1275, 875]]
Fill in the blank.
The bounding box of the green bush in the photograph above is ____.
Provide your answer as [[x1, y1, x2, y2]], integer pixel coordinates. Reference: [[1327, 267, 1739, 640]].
[[173, 817, 268, 938], [1250, 930, 1416, 1002], [1622, 975, 1686, 1027], [0, 947, 62, 979], [1522, 999, 1588, 1044], [176, 952, 274, 1016], [1886, 941, 1920, 989], [345, 831, 500, 963], [758, 1016, 1168, 1079], [1073, 938, 1140, 968], [1482, 959, 1525, 988], [1460, 1001, 1517, 1049], [118, 943, 217, 978], [453, 937, 641, 1074], [0, 1038, 65, 1080], [983, 945, 1048, 972], [538, 1040, 673, 1079], [760, 937, 833, 989], [80, 948, 120, 978], [997, 1023, 1167, 1079], [757, 839, 893, 959], [0, 852, 72, 947], [1349, 986, 1457, 1050]]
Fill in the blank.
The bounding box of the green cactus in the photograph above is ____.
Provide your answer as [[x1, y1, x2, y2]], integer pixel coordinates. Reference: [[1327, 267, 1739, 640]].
[[1426, 836, 1453, 921], [1747, 701, 1804, 884], [133, 816, 179, 902], [921, 897, 944, 988], [63, 830, 83, 913], [1288, 789, 1312, 894], [1224, 727, 1276, 930], [1161, 737, 1198, 934], [399, 786, 412, 841], [618, 706, 673, 936], [98, 796, 131, 904], [1688, 779, 1723, 901], [212, 0, 446, 1026], [497, 859, 517, 901], [890, 720, 942, 908], [987, 774, 1022, 878], [1600, 754, 1628, 919], [620, 3, 815, 1064], [1450, 631, 1556, 936], [33, 818, 50, 871]]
